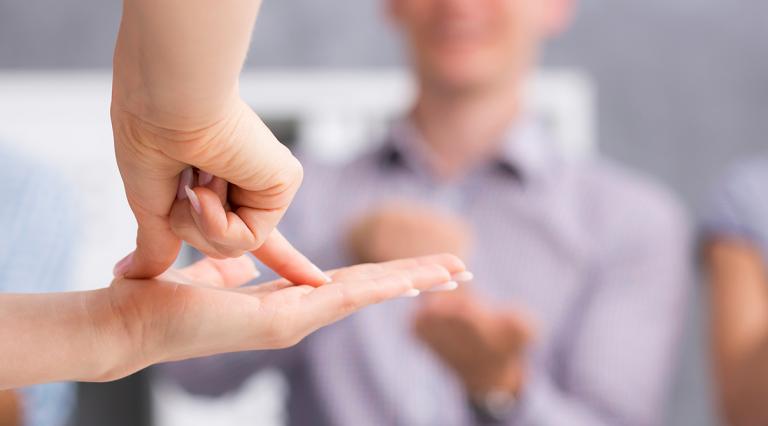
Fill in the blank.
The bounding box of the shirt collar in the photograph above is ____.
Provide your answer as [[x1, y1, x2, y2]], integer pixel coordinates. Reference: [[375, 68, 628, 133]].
[[377, 115, 562, 184]]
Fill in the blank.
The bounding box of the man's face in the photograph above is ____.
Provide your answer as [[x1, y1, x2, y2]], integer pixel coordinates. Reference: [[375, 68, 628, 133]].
[[389, 0, 571, 92]]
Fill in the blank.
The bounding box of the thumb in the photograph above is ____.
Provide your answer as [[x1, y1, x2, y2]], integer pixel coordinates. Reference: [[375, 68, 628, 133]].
[[116, 212, 182, 279]]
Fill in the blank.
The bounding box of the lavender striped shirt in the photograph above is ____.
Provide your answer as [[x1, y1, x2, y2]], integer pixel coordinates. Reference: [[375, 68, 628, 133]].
[[703, 157, 768, 261], [163, 119, 692, 426]]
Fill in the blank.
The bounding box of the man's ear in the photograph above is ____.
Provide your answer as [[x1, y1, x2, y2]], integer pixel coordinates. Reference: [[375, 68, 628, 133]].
[[542, 0, 575, 37]]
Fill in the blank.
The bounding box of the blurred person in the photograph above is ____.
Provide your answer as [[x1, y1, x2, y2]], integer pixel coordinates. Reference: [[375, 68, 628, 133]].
[[703, 158, 768, 426], [162, 0, 692, 424], [0, 145, 78, 425], [1, 0, 468, 390]]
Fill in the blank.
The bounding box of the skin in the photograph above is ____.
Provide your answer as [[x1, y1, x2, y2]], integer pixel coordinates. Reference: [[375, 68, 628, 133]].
[[388, 0, 573, 179], [112, 0, 328, 284], [706, 238, 768, 425], [348, 204, 534, 397], [1, 0, 475, 391], [342, 0, 572, 398], [0, 254, 466, 389], [0, 391, 20, 426]]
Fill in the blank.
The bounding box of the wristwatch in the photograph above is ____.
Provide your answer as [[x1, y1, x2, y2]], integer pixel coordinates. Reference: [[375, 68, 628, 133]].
[[470, 389, 518, 424]]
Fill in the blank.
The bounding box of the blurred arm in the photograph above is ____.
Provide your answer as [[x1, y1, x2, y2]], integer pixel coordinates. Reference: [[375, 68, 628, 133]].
[[158, 347, 302, 397], [706, 239, 768, 426], [503, 207, 691, 425], [0, 391, 21, 426]]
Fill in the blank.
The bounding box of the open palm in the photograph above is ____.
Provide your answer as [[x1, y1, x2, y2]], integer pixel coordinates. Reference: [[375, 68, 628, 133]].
[[99, 254, 465, 381]]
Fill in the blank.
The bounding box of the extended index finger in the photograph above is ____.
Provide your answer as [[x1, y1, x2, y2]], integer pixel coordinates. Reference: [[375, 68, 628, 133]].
[[252, 230, 330, 287]]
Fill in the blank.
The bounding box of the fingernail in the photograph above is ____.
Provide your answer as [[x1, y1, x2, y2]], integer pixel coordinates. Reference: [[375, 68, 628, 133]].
[[198, 171, 214, 187], [185, 186, 202, 214], [400, 289, 421, 298], [177, 167, 194, 199], [427, 281, 459, 292], [312, 264, 333, 284], [452, 271, 474, 282], [113, 252, 134, 277]]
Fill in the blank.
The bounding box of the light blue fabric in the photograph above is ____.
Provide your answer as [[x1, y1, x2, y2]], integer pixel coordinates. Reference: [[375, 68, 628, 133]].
[[703, 156, 768, 262], [0, 145, 78, 426]]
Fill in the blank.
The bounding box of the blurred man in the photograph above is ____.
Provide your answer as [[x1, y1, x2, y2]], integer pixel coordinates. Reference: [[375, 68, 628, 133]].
[[703, 157, 768, 426], [0, 144, 78, 426], [163, 0, 691, 424]]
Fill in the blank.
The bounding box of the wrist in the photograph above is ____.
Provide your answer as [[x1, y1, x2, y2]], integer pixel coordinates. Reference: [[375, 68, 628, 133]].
[[78, 288, 159, 382], [469, 389, 519, 424]]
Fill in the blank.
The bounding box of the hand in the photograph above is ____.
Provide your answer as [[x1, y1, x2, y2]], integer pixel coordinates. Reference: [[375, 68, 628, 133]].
[[91, 254, 467, 383], [111, 0, 326, 284], [347, 204, 473, 263], [412, 290, 535, 397], [110, 98, 326, 285]]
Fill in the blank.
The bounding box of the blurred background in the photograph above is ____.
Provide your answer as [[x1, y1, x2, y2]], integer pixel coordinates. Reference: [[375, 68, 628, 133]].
[[2, 0, 766, 425]]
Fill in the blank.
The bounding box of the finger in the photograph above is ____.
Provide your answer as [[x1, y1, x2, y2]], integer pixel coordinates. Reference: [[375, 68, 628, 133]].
[[498, 310, 537, 346], [206, 175, 229, 205], [185, 186, 256, 253], [119, 212, 182, 279], [114, 130, 186, 279], [252, 230, 330, 287], [299, 263, 455, 329], [177, 256, 260, 288], [376, 254, 467, 277], [169, 198, 233, 258], [234, 278, 294, 296], [156, 104, 303, 250], [329, 254, 466, 283]]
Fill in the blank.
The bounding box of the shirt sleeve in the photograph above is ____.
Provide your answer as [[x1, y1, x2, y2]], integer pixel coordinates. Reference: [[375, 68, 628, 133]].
[[478, 187, 693, 426], [702, 159, 768, 257], [157, 347, 304, 397], [0, 152, 79, 426]]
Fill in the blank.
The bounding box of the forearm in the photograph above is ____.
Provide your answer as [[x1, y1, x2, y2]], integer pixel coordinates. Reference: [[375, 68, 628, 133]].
[[0, 291, 137, 389], [113, 0, 262, 128], [0, 390, 21, 426], [727, 337, 768, 426]]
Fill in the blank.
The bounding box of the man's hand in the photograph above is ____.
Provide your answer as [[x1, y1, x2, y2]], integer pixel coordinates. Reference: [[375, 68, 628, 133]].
[[413, 290, 535, 397], [347, 204, 473, 263]]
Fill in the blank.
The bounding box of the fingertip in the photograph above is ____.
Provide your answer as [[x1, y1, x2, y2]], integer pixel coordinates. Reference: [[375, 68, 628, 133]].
[[113, 251, 134, 278], [184, 186, 202, 215], [177, 167, 194, 200], [121, 251, 175, 279], [441, 253, 467, 273], [253, 231, 330, 287]]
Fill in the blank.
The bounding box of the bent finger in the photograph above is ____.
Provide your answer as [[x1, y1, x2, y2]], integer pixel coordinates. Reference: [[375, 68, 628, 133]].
[[185, 186, 257, 253]]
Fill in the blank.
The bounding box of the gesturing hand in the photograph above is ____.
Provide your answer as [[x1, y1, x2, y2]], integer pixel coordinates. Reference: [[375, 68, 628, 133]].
[[111, 0, 327, 284], [347, 204, 473, 263], [94, 253, 466, 382], [111, 99, 327, 285], [413, 290, 535, 397]]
